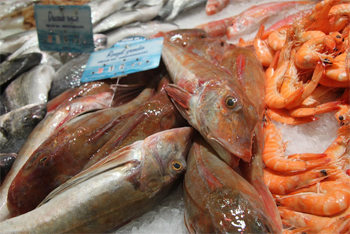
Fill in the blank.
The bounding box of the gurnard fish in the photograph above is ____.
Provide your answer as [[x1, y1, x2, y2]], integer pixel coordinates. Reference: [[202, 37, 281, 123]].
[[205, 0, 229, 15], [7, 79, 157, 216], [2, 64, 55, 112], [0, 153, 16, 185], [48, 54, 90, 100], [183, 135, 280, 233], [226, 1, 314, 39], [106, 21, 179, 48], [93, 0, 164, 33], [161, 40, 259, 167], [0, 104, 46, 154], [157, 28, 208, 47], [83, 76, 188, 169], [0, 52, 42, 90], [0, 127, 194, 233], [0, 90, 113, 221]]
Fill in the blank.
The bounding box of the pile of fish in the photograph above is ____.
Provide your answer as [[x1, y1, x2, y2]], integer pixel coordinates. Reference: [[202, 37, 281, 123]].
[[0, 0, 349, 233]]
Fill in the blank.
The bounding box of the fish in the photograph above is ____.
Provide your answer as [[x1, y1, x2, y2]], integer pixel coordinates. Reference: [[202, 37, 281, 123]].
[[93, 0, 164, 33], [83, 75, 188, 169], [48, 54, 90, 100], [161, 40, 259, 167], [0, 104, 47, 154], [0, 89, 113, 221], [2, 64, 55, 112], [205, 0, 229, 16], [88, 0, 126, 26], [158, 28, 208, 47], [164, 0, 206, 21], [0, 30, 36, 54], [0, 153, 16, 185], [0, 52, 42, 90], [7, 78, 158, 216], [106, 21, 179, 48], [183, 134, 280, 233], [0, 53, 11, 63], [0, 127, 193, 233], [226, 1, 314, 39]]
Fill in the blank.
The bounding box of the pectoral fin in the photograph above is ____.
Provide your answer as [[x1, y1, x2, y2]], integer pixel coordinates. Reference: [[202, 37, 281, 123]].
[[164, 84, 192, 120]]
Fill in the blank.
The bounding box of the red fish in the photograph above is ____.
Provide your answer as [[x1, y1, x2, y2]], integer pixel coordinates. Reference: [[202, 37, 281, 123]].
[[162, 41, 259, 167]]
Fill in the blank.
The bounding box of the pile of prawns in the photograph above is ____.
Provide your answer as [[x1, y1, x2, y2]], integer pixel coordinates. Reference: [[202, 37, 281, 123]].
[[200, 0, 350, 233], [254, 0, 349, 233]]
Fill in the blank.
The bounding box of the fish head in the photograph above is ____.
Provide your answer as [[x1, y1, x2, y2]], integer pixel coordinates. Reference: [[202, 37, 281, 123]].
[[14, 104, 47, 134], [206, 188, 275, 233], [195, 81, 259, 164], [139, 127, 194, 192]]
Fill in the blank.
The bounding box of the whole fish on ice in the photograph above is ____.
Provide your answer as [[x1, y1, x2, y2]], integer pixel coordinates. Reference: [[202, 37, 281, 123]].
[[93, 0, 164, 33], [0, 127, 193, 233], [162, 40, 259, 167], [0, 52, 42, 90], [183, 135, 280, 233], [7, 80, 157, 216], [0, 104, 46, 154], [0, 89, 113, 221], [0, 30, 36, 54], [2, 64, 55, 112]]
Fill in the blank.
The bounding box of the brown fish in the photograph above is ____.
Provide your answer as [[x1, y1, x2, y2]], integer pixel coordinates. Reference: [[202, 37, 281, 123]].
[[7, 78, 158, 216], [84, 75, 188, 169], [183, 134, 280, 233], [162, 41, 259, 167]]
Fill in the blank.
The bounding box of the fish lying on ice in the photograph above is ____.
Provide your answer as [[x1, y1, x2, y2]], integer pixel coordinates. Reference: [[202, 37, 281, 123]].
[[2, 64, 55, 112], [88, 0, 126, 26], [0, 127, 194, 233], [0, 104, 47, 154], [7, 78, 158, 216], [0, 89, 113, 221], [161, 40, 259, 167], [0, 52, 42, 90], [93, 0, 164, 33], [0, 30, 36, 54], [48, 54, 90, 100], [106, 21, 179, 47], [183, 134, 280, 233]]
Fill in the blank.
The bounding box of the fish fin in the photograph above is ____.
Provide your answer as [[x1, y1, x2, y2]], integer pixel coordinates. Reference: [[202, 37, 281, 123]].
[[37, 144, 140, 207], [164, 84, 191, 119]]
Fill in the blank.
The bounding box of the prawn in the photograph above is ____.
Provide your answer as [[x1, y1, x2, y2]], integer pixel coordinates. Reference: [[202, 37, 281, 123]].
[[263, 118, 329, 172], [268, 25, 290, 51], [326, 53, 348, 82], [320, 72, 350, 87], [265, 51, 280, 80], [300, 85, 339, 108], [294, 35, 335, 69], [288, 101, 341, 118], [275, 181, 350, 216], [253, 24, 275, 67], [263, 167, 335, 195], [278, 206, 350, 233], [329, 3, 350, 17], [265, 108, 318, 125]]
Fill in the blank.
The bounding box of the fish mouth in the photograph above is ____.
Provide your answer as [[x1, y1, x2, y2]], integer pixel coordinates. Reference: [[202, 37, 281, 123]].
[[208, 134, 253, 163]]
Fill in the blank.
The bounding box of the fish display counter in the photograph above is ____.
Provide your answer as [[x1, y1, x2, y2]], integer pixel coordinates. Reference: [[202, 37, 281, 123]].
[[0, 0, 349, 233]]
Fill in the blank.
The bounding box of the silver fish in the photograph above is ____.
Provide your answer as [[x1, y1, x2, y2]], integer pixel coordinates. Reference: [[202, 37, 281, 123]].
[[48, 54, 90, 99], [0, 52, 42, 89], [0, 30, 36, 54], [88, 0, 126, 26], [0, 103, 46, 153], [0, 127, 193, 233], [93, 0, 164, 33], [106, 21, 178, 47], [2, 65, 55, 111], [164, 0, 206, 21]]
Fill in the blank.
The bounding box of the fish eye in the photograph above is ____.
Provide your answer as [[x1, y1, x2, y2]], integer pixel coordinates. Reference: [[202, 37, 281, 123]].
[[172, 161, 182, 170], [40, 156, 48, 163], [225, 96, 237, 109]]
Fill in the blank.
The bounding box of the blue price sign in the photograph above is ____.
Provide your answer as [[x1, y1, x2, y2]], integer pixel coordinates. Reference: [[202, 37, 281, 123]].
[[34, 5, 94, 53]]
